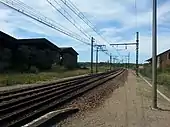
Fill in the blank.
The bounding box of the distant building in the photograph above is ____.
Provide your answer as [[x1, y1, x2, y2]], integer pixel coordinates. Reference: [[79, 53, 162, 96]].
[[60, 47, 78, 68], [17, 38, 61, 64], [146, 49, 170, 69], [0, 31, 17, 44], [0, 31, 18, 52], [0, 31, 79, 71], [0, 31, 17, 71], [0, 31, 61, 71]]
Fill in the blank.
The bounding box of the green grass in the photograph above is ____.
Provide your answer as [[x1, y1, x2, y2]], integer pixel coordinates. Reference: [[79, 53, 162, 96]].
[[86, 65, 112, 73], [0, 66, 89, 86], [0, 65, 115, 87], [139, 66, 170, 98], [157, 73, 170, 88], [98, 65, 110, 72]]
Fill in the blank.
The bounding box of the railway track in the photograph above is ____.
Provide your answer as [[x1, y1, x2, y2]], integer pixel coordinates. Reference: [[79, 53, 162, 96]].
[[0, 69, 124, 127]]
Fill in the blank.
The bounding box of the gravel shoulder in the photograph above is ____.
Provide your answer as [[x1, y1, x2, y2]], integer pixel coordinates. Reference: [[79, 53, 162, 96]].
[[59, 70, 170, 127]]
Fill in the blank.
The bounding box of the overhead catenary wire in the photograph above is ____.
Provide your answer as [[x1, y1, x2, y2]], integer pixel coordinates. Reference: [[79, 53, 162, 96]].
[[60, 0, 112, 44], [47, 0, 91, 40], [0, 0, 91, 45], [10, 0, 81, 38], [46, 0, 113, 57], [1, 0, 121, 61], [59, 0, 122, 58]]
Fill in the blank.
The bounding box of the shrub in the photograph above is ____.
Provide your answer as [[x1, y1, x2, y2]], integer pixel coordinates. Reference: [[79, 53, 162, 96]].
[[157, 73, 170, 88], [139, 66, 152, 78], [28, 66, 39, 74], [163, 65, 170, 73]]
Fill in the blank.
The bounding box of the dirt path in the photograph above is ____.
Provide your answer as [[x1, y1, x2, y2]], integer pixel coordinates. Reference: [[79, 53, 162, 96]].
[[59, 71, 170, 127]]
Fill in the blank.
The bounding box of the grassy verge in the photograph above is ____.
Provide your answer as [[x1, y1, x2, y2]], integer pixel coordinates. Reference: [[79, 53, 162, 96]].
[[0, 66, 89, 86], [0, 65, 115, 87], [86, 65, 112, 73], [139, 67, 170, 98], [140, 67, 170, 88]]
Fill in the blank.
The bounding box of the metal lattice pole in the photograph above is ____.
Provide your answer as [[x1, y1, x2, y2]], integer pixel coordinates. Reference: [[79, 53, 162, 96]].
[[128, 52, 130, 69], [91, 37, 94, 74], [96, 47, 99, 73], [136, 32, 139, 76], [110, 53, 112, 70]]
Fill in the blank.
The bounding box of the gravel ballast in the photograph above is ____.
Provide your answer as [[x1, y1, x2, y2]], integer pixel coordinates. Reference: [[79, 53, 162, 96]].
[[59, 71, 170, 127], [58, 71, 127, 126]]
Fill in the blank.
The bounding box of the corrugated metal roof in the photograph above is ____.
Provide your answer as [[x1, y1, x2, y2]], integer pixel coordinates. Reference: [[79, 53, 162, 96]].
[[0, 31, 17, 42], [146, 49, 170, 61], [17, 38, 60, 51], [60, 47, 78, 55]]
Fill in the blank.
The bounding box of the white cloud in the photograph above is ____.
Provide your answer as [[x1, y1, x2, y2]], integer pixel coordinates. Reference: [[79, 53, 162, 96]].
[[0, 0, 170, 62]]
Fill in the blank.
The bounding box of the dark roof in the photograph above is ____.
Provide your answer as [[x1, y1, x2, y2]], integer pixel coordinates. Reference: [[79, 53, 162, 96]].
[[17, 38, 60, 51], [0, 31, 18, 49], [60, 47, 78, 55], [0, 31, 17, 42], [146, 49, 170, 61]]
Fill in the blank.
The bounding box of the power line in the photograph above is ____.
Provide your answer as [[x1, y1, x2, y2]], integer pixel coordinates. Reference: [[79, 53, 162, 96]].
[[59, 0, 122, 57], [47, 0, 114, 57], [61, 0, 98, 32], [47, 0, 91, 40], [10, 0, 79, 37], [0, 0, 91, 45], [1, 0, 121, 63], [61, 0, 109, 43]]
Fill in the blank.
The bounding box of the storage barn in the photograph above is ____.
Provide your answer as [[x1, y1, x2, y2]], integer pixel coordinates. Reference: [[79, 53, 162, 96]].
[[60, 47, 78, 68], [0, 31, 18, 71], [0, 31, 79, 71], [146, 49, 170, 69], [17, 38, 61, 65]]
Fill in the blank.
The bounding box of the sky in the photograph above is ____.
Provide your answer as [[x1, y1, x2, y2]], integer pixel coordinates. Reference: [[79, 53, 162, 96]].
[[0, 0, 170, 63]]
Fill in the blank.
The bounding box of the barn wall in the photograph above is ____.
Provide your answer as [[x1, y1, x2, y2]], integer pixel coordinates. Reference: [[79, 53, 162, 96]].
[[62, 53, 77, 68], [0, 38, 16, 72], [0, 40, 60, 71], [159, 51, 170, 69]]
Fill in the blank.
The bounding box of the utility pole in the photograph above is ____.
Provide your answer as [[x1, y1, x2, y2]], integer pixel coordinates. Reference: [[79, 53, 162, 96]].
[[113, 58, 115, 69], [124, 55, 128, 69], [96, 46, 99, 73], [110, 53, 112, 70], [91, 37, 94, 74], [152, 0, 157, 108], [124, 56, 127, 69], [128, 52, 130, 69], [112, 56, 118, 69], [122, 59, 125, 68], [95, 45, 107, 73], [136, 32, 139, 76]]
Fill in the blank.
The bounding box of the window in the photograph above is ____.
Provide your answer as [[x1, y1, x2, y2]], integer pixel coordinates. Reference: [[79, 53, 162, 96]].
[[168, 53, 170, 60]]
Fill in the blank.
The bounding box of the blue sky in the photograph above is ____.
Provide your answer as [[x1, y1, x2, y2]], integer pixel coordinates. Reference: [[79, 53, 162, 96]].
[[0, 0, 170, 63]]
